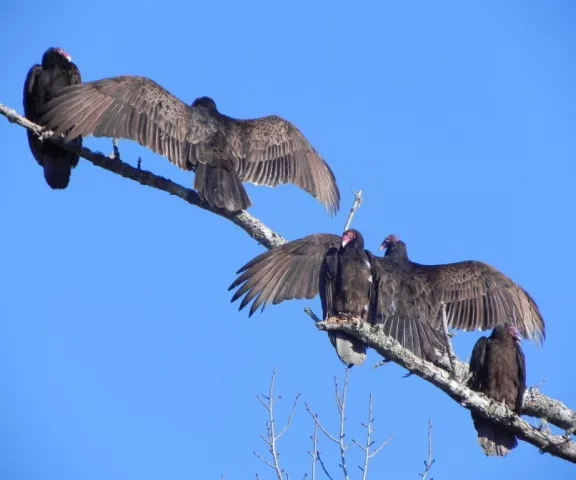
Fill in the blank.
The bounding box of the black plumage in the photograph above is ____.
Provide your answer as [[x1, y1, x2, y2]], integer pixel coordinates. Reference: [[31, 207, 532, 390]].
[[23, 47, 82, 189], [37, 76, 340, 213], [380, 235, 545, 344], [228, 230, 447, 366], [468, 324, 526, 456]]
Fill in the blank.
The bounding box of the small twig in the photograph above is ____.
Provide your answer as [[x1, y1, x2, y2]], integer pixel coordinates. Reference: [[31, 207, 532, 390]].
[[317, 452, 334, 480], [308, 420, 319, 480], [109, 138, 121, 160], [441, 303, 457, 377], [305, 406, 339, 444], [343, 190, 363, 231], [352, 393, 392, 480], [419, 419, 435, 480], [254, 368, 299, 480], [137, 157, 142, 170], [304, 371, 352, 479], [372, 358, 391, 369], [304, 307, 323, 323], [336, 370, 351, 480]]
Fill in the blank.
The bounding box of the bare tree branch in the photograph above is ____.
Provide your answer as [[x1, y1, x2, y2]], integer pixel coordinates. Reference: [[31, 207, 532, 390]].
[[317, 321, 576, 464], [335, 371, 351, 480], [352, 393, 392, 480], [2, 102, 575, 463], [419, 419, 435, 480], [305, 371, 353, 480], [317, 452, 334, 480], [254, 368, 299, 480], [343, 190, 363, 231], [308, 419, 319, 480]]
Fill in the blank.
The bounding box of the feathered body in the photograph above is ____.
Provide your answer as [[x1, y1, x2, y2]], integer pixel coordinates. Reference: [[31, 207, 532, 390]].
[[380, 235, 545, 345], [229, 231, 447, 367], [468, 324, 526, 456], [23, 47, 82, 189]]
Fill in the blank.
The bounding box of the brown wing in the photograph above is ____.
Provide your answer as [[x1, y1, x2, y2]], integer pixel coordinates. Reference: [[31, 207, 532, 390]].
[[468, 335, 489, 391], [234, 116, 340, 214], [228, 233, 341, 316], [415, 261, 545, 345], [368, 254, 447, 361], [23, 64, 43, 120], [37, 75, 224, 171]]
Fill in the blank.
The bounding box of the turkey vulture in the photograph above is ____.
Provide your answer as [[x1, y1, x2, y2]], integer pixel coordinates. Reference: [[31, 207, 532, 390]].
[[468, 324, 526, 456], [228, 230, 447, 366], [37, 75, 340, 213], [380, 235, 546, 344], [23, 47, 82, 189]]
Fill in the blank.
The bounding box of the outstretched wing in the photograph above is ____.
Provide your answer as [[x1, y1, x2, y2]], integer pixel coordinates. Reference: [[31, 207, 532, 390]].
[[229, 233, 341, 316], [38, 75, 222, 171], [415, 261, 545, 345], [234, 116, 340, 214], [368, 254, 447, 361]]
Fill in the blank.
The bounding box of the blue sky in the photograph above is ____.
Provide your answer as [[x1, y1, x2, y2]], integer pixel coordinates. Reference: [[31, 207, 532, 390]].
[[1, 0, 575, 478]]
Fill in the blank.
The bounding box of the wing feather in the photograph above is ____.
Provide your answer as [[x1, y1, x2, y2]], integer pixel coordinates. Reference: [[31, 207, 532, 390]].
[[38, 75, 221, 170], [413, 261, 545, 345], [229, 234, 341, 316], [234, 116, 340, 214]]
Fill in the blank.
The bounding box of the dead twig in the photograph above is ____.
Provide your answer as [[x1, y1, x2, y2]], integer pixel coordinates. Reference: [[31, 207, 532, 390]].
[[419, 419, 435, 480], [254, 368, 300, 480], [352, 393, 392, 480], [343, 190, 363, 231]]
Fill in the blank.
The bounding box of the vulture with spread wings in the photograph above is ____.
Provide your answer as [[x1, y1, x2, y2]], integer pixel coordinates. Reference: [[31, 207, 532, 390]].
[[228, 230, 447, 367], [23, 47, 82, 189], [379, 235, 545, 344], [37, 76, 340, 213], [468, 324, 526, 456]]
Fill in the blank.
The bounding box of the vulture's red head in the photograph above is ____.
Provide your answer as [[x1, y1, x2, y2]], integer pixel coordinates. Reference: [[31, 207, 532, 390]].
[[54, 48, 72, 62], [380, 234, 400, 251], [341, 229, 361, 248], [42, 47, 72, 67], [507, 324, 521, 343]]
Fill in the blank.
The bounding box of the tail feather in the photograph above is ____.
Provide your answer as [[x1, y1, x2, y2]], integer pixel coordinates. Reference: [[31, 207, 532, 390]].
[[376, 316, 447, 363], [27, 130, 80, 189], [195, 163, 251, 211], [473, 415, 517, 457], [328, 332, 367, 367]]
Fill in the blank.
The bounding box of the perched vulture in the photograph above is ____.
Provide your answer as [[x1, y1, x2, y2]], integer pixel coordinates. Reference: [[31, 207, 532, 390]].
[[37, 76, 340, 213], [468, 324, 526, 456], [23, 47, 82, 189], [228, 230, 447, 367], [380, 235, 546, 344]]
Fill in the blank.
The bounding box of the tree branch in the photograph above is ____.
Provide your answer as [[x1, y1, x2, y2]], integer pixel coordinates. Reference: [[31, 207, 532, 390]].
[[419, 419, 435, 480], [317, 321, 576, 464], [3, 101, 575, 463], [343, 190, 363, 231], [351, 393, 392, 480], [254, 368, 299, 480]]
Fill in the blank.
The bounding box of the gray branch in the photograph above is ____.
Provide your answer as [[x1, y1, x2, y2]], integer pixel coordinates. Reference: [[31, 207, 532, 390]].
[[317, 321, 576, 464], [2, 101, 575, 463]]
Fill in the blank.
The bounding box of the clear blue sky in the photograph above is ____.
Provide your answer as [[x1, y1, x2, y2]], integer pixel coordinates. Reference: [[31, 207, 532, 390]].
[[1, 0, 575, 478]]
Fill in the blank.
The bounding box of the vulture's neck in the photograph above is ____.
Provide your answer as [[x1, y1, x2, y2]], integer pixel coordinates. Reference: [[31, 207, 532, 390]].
[[385, 244, 411, 267]]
